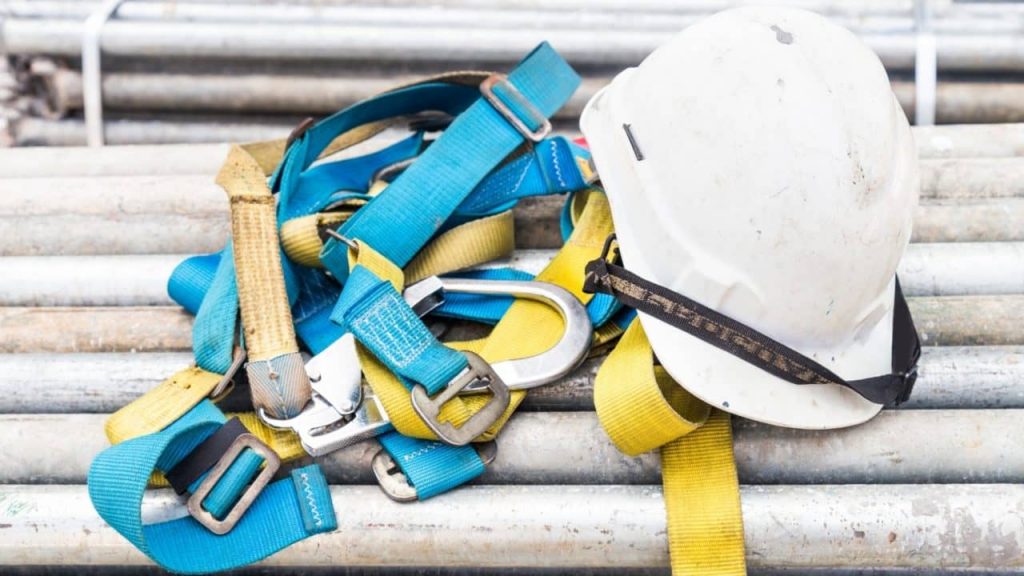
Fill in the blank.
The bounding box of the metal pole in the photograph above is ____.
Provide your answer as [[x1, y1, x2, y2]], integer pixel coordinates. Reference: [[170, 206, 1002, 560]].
[[5, 18, 1024, 71], [913, 123, 1024, 158], [913, 199, 1024, 243], [913, 0, 936, 126], [0, 242, 1019, 306], [0, 409, 1020, 484], [79, 0, 125, 146], [1, 191, 1020, 256], [0, 484, 1020, 569], [1, 125, 1020, 175], [8, 114, 296, 147], [0, 345, 1018, 414], [32, 67, 1024, 126], [0, 0, 924, 19], [0, 295, 1020, 353]]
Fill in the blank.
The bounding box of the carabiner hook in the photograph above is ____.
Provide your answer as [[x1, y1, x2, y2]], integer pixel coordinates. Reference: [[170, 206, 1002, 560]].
[[402, 275, 594, 393]]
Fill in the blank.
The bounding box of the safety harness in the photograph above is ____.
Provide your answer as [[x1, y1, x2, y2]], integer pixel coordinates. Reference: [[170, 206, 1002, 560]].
[[88, 43, 631, 573]]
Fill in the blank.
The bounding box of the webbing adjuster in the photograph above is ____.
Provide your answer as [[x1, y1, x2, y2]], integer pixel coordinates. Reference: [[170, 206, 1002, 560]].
[[186, 433, 281, 535], [371, 441, 497, 502], [411, 351, 511, 446], [285, 116, 316, 150], [480, 74, 551, 143]]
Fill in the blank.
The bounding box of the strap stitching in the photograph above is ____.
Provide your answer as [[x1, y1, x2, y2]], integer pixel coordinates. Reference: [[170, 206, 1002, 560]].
[[549, 139, 567, 189], [351, 291, 431, 369], [298, 471, 323, 528]]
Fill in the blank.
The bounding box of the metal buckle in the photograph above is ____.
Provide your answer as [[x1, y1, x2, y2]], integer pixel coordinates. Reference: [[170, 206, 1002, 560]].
[[371, 441, 497, 503], [259, 334, 391, 456], [209, 345, 246, 400], [479, 74, 551, 143], [411, 351, 511, 446], [403, 276, 593, 393], [285, 116, 316, 149], [186, 433, 281, 535]]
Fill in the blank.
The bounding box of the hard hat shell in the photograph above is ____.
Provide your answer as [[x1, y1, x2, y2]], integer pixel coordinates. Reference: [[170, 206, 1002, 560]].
[[581, 7, 919, 429]]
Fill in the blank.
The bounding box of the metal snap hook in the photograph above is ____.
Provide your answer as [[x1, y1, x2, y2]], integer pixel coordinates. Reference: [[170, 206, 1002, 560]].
[[259, 275, 592, 454], [259, 334, 390, 457]]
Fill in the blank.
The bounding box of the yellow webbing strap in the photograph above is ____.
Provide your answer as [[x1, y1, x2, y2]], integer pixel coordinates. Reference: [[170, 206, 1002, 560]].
[[280, 208, 516, 283], [218, 144, 300, 363], [280, 212, 356, 268], [404, 211, 516, 284], [105, 366, 222, 444], [595, 319, 746, 575], [352, 191, 614, 441], [104, 123, 393, 446]]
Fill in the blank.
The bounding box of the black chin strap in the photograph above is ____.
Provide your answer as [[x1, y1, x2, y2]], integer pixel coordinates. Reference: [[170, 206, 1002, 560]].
[[583, 234, 921, 406]]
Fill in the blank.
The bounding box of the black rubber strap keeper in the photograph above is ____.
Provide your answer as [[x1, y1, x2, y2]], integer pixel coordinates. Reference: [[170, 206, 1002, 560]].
[[583, 234, 921, 406], [165, 417, 250, 495]]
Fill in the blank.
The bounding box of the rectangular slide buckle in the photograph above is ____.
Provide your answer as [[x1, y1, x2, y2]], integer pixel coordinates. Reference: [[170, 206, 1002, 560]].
[[480, 74, 551, 143], [410, 351, 511, 446], [186, 433, 281, 535]]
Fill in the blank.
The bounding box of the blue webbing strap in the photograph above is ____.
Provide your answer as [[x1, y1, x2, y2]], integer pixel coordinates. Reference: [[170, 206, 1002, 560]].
[[315, 45, 578, 501], [333, 266, 467, 395], [378, 433, 486, 500], [326, 43, 580, 278], [322, 44, 578, 388], [88, 400, 335, 574], [169, 135, 583, 324], [282, 131, 425, 221], [188, 243, 239, 374], [93, 44, 587, 576], [271, 82, 483, 211]]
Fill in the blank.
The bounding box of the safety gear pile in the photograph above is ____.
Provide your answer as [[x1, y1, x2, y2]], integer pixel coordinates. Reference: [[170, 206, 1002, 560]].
[[88, 43, 630, 573], [86, 7, 922, 576]]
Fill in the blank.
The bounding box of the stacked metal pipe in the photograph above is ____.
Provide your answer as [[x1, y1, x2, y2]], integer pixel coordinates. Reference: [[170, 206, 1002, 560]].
[[4, 0, 1024, 145], [0, 123, 1022, 572]]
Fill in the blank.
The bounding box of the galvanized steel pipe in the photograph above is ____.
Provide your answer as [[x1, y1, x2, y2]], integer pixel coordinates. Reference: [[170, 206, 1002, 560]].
[[1, 174, 1020, 255], [4, 19, 1024, 71], [8, 115, 295, 147], [0, 410, 1020, 484], [0, 346, 1017, 414], [0, 242, 1019, 307], [1, 124, 1020, 176], [0, 295, 1019, 353], [34, 68, 1024, 126], [0, 484, 1019, 569]]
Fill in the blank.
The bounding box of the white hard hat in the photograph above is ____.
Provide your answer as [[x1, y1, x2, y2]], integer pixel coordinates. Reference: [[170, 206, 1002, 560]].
[[581, 7, 920, 430]]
